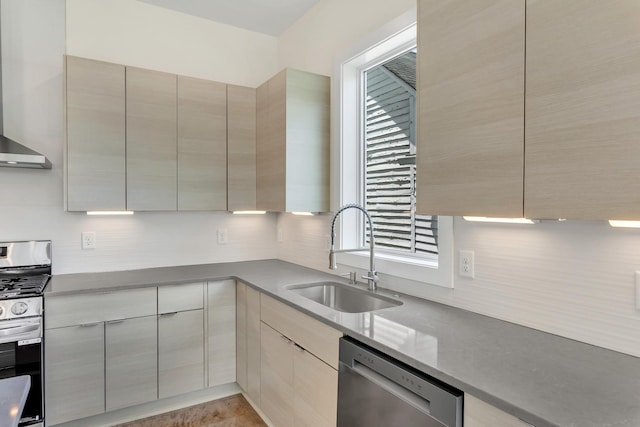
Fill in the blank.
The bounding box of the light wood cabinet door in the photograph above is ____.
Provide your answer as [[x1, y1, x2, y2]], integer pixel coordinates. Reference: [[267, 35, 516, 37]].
[[65, 55, 126, 211], [293, 347, 338, 427], [126, 67, 177, 211], [207, 280, 236, 387], [178, 76, 227, 211], [260, 322, 294, 427], [158, 282, 204, 314], [416, 0, 525, 217], [45, 324, 105, 425], [105, 315, 158, 411], [525, 0, 640, 220], [464, 394, 533, 427], [236, 282, 248, 391], [246, 285, 261, 405], [256, 69, 330, 212], [228, 85, 257, 211], [158, 309, 205, 398]]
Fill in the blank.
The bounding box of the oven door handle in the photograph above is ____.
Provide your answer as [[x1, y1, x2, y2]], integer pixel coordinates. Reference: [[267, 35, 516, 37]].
[[0, 324, 39, 337]]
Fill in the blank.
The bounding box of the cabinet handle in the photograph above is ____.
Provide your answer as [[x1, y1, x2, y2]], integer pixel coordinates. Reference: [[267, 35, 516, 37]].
[[160, 312, 178, 316], [79, 321, 101, 327], [293, 343, 305, 352], [106, 319, 124, 325]]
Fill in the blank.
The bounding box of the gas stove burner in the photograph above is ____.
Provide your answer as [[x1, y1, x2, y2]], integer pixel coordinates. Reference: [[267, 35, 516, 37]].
[[0, 275, 50, 298]]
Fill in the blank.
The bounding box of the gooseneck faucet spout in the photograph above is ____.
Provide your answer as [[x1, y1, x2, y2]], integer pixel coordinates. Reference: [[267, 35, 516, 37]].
[[329, 204, 379, 291]]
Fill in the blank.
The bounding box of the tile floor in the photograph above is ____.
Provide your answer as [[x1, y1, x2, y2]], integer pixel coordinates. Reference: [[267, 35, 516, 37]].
[[113, 394, 266, 427]]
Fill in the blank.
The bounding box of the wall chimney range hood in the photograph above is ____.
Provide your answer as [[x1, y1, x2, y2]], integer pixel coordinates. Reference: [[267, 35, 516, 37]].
[[0, 6, 51, 169]]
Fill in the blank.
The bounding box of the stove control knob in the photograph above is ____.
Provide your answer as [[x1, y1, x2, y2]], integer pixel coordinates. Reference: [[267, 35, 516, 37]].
[[11, 302, 28, 316]]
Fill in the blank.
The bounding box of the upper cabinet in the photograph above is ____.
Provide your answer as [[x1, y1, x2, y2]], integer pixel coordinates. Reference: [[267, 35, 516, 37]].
[[65, 57, 230, 212], [178, 76, 228, 211], [416, 0, 525, 218], [525, 0, 640, 220], [126, 67, 178, 211], [65, 56, 126, 211], [417, 0, 640, 220], [256, 69, 330, 212], [227, 85, 257, 211]]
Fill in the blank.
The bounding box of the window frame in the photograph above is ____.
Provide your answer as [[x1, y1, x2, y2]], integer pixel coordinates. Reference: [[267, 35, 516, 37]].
[[331, 10, 454, 290]]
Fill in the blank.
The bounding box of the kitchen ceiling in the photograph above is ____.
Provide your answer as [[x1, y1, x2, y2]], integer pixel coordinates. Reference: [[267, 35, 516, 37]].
[[137, 0, 320, 36]]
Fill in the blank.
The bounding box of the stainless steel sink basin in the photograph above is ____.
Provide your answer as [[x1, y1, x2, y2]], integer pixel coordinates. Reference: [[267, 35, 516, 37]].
[[287, 281, 402, 313]]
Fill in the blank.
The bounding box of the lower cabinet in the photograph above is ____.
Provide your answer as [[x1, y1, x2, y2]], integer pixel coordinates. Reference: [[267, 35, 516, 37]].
[[106, 315, 158, 411], [207, 279, 236, 387], [158, 283, 205, 399], [45, 323, 105, 425], [259, 294, 340, 427], [464, 394, 534, 427], [236, 282, 261, 405]]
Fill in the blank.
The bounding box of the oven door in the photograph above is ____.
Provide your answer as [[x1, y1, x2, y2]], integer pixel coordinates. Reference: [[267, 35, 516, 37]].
[[0, 317, 43, 427]]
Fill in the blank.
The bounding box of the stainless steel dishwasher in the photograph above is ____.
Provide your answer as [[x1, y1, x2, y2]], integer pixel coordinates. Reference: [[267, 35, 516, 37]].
[[338, 337, 463, 427]]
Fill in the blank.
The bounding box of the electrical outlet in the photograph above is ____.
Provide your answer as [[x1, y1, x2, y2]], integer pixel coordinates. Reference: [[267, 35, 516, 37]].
[[459, 250, 474, 279], [277, 227, 284, 242], [82, 231, 96, 249], [217, 228, 229, 244]]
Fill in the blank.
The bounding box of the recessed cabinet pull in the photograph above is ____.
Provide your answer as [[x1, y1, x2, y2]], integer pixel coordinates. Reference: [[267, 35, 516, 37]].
[[160, 312, 178, 316], [293, 343, 305, 352], [106, 319, 124, 325], [79, 321, 101, 327], [280, 335, 292, 344]]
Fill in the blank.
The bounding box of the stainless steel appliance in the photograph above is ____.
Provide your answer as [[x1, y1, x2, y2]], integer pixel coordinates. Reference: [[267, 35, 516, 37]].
[[0, 241, 51, 427], [338, 337, 463, 427]]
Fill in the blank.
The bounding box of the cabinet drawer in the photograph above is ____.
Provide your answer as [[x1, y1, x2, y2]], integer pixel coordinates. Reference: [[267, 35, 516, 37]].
[[261, 294, 341, 369], [45, 287, 157, 329], [158, 282, 204, 314]]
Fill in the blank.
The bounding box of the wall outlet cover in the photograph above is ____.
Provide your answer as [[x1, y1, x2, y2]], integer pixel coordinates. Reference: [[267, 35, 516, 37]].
[[81, 231, 96, 249], [459, 250, 475, 279]]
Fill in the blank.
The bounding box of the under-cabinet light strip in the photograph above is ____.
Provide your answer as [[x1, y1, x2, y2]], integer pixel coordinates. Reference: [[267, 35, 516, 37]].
[[232, 211, 267, 215], [463, 216, 538, 224], [608, 220, 640, 228], [86, 211, 134, 216]]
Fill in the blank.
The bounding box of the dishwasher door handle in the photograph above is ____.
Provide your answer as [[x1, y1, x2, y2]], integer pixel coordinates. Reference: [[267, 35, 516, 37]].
[[351, 360, 432, 416]]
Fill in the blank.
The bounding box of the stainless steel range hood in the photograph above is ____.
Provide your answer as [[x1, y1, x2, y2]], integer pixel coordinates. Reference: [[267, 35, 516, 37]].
[[0, 5, 51, 169]]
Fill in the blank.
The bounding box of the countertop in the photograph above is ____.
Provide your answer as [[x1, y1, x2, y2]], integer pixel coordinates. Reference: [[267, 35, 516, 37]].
[[0, 376, 30, 427], [47, 259, 640, 427]]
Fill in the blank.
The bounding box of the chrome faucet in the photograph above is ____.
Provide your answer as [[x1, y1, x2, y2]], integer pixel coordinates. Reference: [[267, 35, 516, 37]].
[[329, 204, 379, 291]]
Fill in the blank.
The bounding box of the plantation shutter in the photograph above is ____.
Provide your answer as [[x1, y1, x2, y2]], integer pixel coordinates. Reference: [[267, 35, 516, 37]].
[[364, 56, 438, 256]]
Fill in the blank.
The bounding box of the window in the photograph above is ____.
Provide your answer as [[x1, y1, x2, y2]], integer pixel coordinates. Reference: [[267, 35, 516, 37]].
[[332, 11, 453, 290]]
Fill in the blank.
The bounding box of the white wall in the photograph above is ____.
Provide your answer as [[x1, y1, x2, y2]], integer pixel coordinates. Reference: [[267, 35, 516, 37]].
[[66, 0, 279, 88], [276, 1, 640, 358], [1, 0, 277, 274]]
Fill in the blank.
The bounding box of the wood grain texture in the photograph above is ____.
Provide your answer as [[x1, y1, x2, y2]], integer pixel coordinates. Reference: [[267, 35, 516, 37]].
[[45, 324, 105, 425], [236, 282, 248, 391], [525, 0, 640, 219], [260, 293, 341, 369], [260, 322, 294, 427], [106, 315, 158, 411], [158, 309, 205, 399], [228, 85, 257, 211], [416, 0, 525, 217], [126, 67, 177, 211], [256, 69, 330, 212], [246, 286, 262, 405], [207, 280, 236, 386], [45, 287, 157, 329], [177, 76, 227, 211], [65, 55, 126, 211], [293, 348, 338, 427], [285, 69, 330, 213], [256, 74, 286, 211], [158, 282, 204, 314], [464, 394, 532, 427]]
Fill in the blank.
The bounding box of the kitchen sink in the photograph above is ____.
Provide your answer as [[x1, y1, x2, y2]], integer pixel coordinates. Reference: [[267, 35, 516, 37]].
[[287, 281, 402, 313]]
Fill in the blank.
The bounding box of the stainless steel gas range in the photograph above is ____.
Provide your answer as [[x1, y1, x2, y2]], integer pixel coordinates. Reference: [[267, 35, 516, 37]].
[[0, 241, 50, 427]]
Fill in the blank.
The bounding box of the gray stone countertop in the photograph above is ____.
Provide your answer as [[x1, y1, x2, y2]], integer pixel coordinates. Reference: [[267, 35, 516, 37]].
[[46, 259, 640, 427]]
